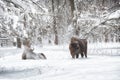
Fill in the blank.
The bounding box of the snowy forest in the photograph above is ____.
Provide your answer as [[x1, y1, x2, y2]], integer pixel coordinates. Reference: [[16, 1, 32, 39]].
[[0, 0, 120, 80], [0, 0, 120, 46]]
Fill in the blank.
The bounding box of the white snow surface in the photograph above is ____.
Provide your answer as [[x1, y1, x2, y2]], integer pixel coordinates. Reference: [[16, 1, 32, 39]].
[[0, 44, 120, 80], [108, 10, 120, 19]]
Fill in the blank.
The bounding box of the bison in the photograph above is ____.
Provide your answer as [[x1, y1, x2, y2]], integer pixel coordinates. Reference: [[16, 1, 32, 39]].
[[69, 37, 87, 59], [22, 38, 47, 60], [22, 46, 47, 60]]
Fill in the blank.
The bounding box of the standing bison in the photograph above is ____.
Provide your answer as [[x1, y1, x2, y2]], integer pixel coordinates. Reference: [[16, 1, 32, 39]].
[[69, 37, 87, 59]]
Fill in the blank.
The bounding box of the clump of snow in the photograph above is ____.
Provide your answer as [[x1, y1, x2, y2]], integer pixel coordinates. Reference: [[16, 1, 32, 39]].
[[108, 10, 120, 19]]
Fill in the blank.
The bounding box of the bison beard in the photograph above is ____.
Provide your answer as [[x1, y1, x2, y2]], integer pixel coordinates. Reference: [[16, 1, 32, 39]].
[[69, 37, 87, 59]]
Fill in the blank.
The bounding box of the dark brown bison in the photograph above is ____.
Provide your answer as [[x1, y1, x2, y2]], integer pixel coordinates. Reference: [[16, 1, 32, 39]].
[[69, 37, 87, 59]]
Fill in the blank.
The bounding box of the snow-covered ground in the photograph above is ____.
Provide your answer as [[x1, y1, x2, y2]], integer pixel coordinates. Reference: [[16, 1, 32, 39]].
[[0, 43, 120, 80]]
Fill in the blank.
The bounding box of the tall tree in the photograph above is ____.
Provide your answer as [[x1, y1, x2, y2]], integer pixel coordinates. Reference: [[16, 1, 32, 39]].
[[69, 0, 80, 36], [69, 0, 75, 18], [52, 0, 59, 45]]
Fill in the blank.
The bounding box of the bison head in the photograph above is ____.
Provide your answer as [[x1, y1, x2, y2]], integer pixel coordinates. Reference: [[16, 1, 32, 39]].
[[71, 41, 80, 50], [70, 37, 80, 49]]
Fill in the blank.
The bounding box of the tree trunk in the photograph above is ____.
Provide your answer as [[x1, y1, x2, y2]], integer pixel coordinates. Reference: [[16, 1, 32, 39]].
[[17, 37, 21, 48], [69, 0, 79, 36], [52, 0, 59, 45], [69, 0, 75, 18], [54, 34, 58, 45]]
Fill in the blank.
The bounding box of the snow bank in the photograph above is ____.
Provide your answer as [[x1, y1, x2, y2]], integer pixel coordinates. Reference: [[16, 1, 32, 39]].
[[0, 43, 120, 80], [88, 42, 120, 56]]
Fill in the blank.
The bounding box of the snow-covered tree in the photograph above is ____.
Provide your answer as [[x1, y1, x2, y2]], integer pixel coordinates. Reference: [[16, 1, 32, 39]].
[[0, 0, 120, 47]]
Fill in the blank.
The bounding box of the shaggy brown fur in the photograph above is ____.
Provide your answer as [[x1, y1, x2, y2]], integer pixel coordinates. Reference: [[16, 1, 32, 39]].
[[69, 37, 87, 59]]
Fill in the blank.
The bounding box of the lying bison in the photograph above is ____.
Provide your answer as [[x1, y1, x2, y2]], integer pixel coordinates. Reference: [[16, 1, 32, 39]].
[[22, 46, 47, 60], [69, 37, 87, 59]]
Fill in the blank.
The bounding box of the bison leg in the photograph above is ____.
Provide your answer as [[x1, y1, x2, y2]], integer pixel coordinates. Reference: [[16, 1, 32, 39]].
[[70, 51, 75, 59], [84, 46, 87, 58], [71, 53, 75, 59], [85, 42, 87, 58], [81, 52, 84, 58], [85, 54, 87, 58], [72, 55, 75, 59], [76, 54, 79, 58], [84, 50, 87, 58]]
